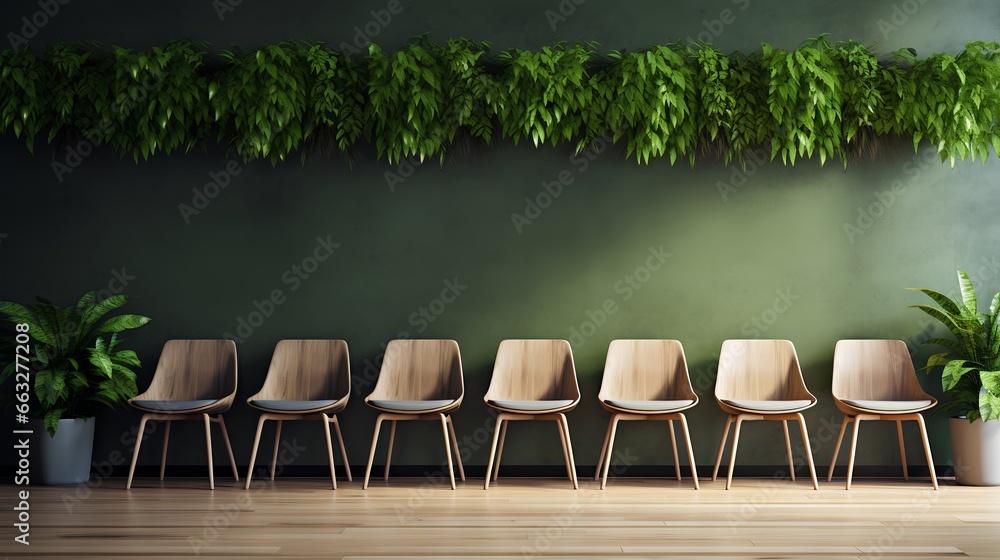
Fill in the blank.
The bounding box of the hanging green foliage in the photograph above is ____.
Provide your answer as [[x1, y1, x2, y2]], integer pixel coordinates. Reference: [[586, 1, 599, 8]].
[[2, 38, 1000, 168]]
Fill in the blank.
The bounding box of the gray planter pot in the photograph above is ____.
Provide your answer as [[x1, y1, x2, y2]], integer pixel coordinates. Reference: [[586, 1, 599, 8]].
[[28, 417, 95, 485], [949, 417, 1000, 486]]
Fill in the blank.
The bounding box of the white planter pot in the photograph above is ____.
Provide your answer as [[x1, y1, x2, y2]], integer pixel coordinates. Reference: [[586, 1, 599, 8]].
[[28, 417, 95, 485], [949, 417, 1000, 486]]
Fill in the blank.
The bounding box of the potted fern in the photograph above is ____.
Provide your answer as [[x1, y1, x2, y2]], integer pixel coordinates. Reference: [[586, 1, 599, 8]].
[[910, 271, 1000, 485], [0, 292, 150, 485]]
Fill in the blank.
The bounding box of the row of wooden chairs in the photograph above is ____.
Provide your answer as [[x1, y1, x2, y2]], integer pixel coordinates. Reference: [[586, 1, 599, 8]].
[[125, 338, 938, 491]]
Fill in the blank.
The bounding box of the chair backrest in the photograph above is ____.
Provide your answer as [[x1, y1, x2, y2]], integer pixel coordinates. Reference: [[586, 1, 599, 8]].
[[832, 339, 932, 401], [598, 339, 697, 402], [138, 339, 238, 402], [251, 340, 350, 401], [714, 339, 813, 402], [365, 339, 464, 402], [484, 339, 580, 402]]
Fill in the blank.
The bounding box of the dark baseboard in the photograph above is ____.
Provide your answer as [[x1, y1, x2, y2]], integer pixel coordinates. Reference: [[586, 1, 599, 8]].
[[3, 464, 956, 480]]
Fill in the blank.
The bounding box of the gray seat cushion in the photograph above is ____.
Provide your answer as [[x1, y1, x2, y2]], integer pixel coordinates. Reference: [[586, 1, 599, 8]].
[[369, 399, 457, 411], [251, 399, 341, 411], [721, 399, 813, 412], [488, 399, 575, 411], [605, 399, 695, 412], [841, 399, 934, 412], [132, 399, 218, 411]]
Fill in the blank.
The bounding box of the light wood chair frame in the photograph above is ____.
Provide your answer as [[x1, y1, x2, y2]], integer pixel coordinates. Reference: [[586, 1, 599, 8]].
[[362, 339, 466, 490], [483, 339, 581, 490], [826, 339, 938, 490], [126, 340, 239, 490], [245, 339, 353, 490], [710, 339, 819, 490], [594, 340, 700, 489]]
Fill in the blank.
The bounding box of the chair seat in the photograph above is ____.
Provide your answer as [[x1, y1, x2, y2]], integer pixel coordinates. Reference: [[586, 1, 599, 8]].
[[841, 399, 934, 413], [251, 399, 342, 412], [605, 399, 695, 412], [131, 399, 218, 411], [369, 399, 457, 412], [721, 399, 813, 412], [488, 399, 575, 412]]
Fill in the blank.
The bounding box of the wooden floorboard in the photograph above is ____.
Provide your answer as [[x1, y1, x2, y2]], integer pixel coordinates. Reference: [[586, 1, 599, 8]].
[[1, 477, 997, 558]]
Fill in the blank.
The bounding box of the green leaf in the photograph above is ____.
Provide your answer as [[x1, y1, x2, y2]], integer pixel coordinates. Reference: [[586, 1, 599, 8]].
[[942, 360, 979, 392], [43, 408, 66, 437], [980, 386, 1000, 422], [958, 270, 978, 314], [97, 314, 151, 333], [88, 348, 114, 378], [982, 370, 1000, 395]]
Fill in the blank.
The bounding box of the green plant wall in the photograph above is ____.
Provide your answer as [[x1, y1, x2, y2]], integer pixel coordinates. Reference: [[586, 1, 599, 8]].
[[3, 38, 1000, 167], [3, 0, 1000, 475]]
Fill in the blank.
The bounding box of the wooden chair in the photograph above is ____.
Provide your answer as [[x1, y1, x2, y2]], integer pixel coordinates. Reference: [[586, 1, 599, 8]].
[[362, 339, 465, 490], [595, 340, 700, 489], [483, 339, 580, 490], [126, 340, 239, 490], [711, 339, 819, 490], [827, 339, 938, 490], [245, 340, 352, 490]]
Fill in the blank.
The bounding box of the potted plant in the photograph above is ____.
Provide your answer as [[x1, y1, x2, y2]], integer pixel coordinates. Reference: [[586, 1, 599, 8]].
[[0, 292, 150, 485], [911, 270, 1000, 485]]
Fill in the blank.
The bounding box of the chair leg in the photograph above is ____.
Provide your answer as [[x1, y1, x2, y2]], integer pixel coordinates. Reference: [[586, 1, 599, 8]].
[[897, 420, 909, 481], [782, 420, 796, 481], [245, 415, 267, 489], [846, 415, 862, 490], [493, 419, 508, 483], [321, 414, 337, 490], [915, 414, 938, 490], [217, 416, 239, 482], [795, 413, 819, 490], [712, 415, 733, 481], [678, 414, 700, 490], [555, 418, 573, 483], [447, 416, 466, 482], [203, 414, 215, 490], [384, 420, 397, 482], [332, 416, 352, 481], [126, 414, 150, 490], [439, 414, 456, 490], [668, 419, 682, 481], [270, 420, 283, 481], [363, 415, 386, 490], [827, 415, 850, 482], [160, 420, 171, 481], [725, 416, 744, 490], [484, 414, 505, 490], [600, 415, 621, 490], [558, 414, 578, 490], [595, 418, 613, 481]]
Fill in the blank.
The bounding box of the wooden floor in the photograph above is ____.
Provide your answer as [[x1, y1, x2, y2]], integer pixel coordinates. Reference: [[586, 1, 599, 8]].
[[2, 475, 998, 559]]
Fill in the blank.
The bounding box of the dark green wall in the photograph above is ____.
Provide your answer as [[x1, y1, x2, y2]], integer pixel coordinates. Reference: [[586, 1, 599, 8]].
[[2, 0, 999, 474]]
